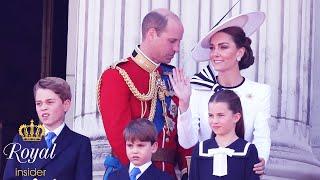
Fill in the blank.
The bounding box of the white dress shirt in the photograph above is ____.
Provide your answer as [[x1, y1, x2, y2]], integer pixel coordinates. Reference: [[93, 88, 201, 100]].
[[128, 161, 152, 179], [44, 122, 65, 143]]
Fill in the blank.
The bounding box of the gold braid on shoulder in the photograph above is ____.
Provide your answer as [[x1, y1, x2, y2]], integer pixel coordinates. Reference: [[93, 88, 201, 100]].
[[97, 59, 129, 113], [114, 66, 159, 121], [97, 62, 172, 127], [97, 72, 103, 113], [115, 66, 157, 101]]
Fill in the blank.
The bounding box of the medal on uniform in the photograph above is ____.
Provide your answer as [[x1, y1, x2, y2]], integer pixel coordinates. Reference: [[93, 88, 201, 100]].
[[165, 116, 175, 132], [169, 100, 177, 118]]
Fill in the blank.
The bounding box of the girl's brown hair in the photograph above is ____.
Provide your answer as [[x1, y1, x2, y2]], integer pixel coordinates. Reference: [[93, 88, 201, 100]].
[[209, 90, 245, 138]]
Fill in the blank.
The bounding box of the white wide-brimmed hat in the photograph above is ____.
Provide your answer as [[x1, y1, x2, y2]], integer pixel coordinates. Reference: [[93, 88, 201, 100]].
[[191, 11, 265, 62]]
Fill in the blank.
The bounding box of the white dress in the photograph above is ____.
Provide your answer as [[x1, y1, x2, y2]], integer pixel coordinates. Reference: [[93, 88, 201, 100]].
[[177, 65, 271, 162]]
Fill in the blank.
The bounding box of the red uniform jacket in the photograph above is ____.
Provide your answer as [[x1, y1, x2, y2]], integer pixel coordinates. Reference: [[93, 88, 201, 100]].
[[98, 53, 191, 177]]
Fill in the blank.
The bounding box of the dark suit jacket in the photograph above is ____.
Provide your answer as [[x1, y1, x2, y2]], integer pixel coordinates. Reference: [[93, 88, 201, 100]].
[[3, 125, 92, 180], [108, 163, 173, 180]]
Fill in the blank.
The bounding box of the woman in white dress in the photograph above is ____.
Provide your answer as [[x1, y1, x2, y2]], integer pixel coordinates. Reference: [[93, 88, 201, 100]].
[[169, 11, 271, 174]]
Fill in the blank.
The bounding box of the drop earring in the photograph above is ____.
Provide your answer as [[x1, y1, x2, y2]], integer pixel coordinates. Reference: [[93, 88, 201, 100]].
[[236, 57, 241, 61]]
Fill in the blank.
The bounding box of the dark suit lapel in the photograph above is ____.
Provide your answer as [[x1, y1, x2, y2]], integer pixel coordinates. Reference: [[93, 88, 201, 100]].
[[37, 125, 73, 169], [138, 164, 156, 180], [50, 126, 73, 156]]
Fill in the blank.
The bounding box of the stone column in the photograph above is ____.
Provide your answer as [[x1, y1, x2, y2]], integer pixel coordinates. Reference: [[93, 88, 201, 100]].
[[262, 0, 320, 179], [310, 0, 320, 161], [66, 0, 110, 179]]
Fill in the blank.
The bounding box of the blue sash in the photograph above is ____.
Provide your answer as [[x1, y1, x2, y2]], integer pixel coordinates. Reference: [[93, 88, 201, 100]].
[[153, 64, 173, 133]]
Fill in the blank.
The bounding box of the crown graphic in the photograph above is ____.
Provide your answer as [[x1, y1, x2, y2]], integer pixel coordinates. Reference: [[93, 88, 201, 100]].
[[18, 120, 45, 141]]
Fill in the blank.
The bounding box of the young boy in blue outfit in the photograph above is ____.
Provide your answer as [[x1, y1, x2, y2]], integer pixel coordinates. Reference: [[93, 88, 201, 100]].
[[3, 77, 92, 180], [108, 118, 173, 180]]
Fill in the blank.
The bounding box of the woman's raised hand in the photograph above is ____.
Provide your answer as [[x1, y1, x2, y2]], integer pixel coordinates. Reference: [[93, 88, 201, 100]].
[[169, 68, 191, 113]]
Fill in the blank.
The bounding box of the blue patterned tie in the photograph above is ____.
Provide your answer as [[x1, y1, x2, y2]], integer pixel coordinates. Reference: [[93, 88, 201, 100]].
[[45, 132, 56, 148], [129, 167, 141, 180]]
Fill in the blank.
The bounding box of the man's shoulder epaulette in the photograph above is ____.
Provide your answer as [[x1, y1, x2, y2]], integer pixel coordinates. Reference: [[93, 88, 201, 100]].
[[110, 58, 129, 68], [97, 58, 129, 113]]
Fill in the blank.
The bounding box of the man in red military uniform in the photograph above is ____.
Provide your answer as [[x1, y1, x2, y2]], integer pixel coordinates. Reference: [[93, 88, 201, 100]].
[[98, 8, 191, 179]]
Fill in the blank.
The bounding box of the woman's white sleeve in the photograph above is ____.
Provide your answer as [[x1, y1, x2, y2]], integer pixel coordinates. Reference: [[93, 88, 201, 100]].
[[177, 89, 201, 149], [252, 85, 271, 163]]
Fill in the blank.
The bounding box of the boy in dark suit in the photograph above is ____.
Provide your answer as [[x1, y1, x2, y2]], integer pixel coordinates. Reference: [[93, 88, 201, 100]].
[[3, 77, 92, 180], [108, 118, 173, 180]]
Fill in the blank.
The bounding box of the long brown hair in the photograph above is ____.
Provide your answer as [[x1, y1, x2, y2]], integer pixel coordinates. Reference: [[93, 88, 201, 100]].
[[208, 90, 245, 138]]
